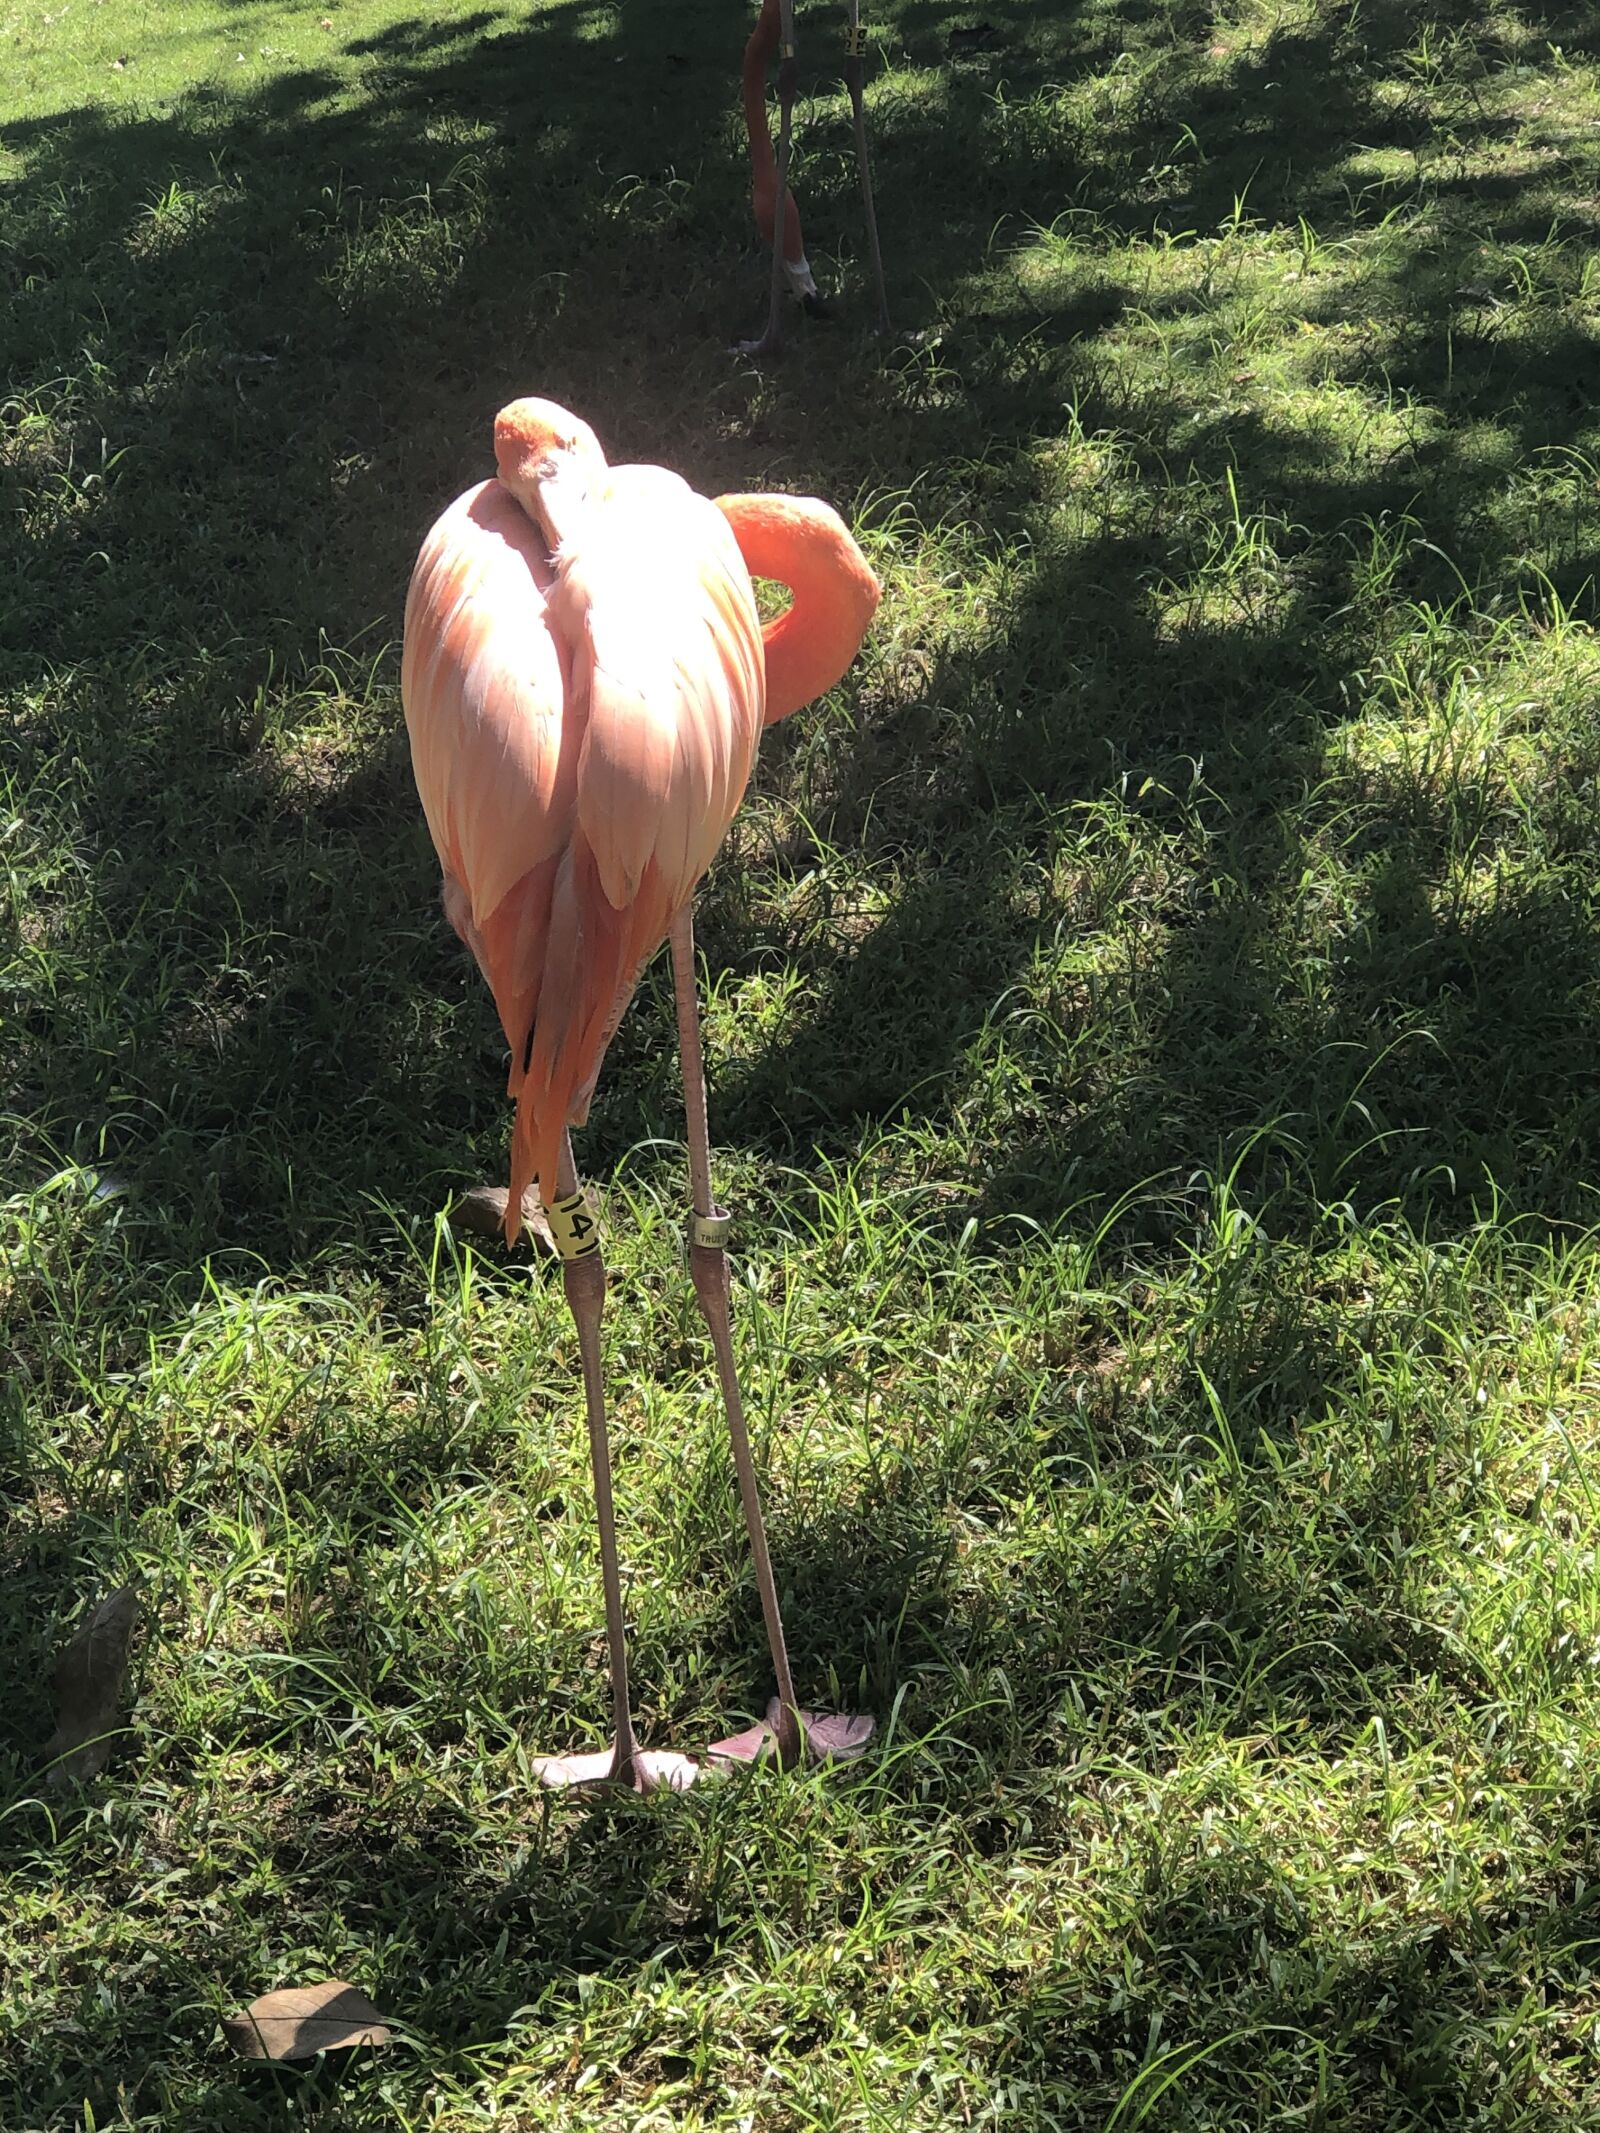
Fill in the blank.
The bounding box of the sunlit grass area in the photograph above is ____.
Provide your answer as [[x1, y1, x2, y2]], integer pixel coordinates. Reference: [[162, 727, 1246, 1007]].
[[10, 0, 1600, 2124]]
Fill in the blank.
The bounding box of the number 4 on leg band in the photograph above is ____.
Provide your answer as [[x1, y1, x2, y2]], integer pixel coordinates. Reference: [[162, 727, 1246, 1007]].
[[548, 1188, 600, 1259]]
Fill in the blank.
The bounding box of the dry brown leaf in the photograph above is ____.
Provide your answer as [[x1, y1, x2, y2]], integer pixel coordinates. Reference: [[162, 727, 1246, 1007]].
[[43, 1582, 141, 1790], [221, 1982, 391, 2062], [448, 1183, 554, 1254]]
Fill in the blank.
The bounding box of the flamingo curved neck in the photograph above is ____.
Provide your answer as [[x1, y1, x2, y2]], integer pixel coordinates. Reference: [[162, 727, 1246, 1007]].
[[716, 493, 882, 726]]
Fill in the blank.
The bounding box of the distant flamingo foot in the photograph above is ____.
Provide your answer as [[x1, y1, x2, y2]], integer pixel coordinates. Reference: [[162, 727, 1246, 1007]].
[[707, 1697, 875, 1770], [731, 290, 832, 356], [530, 1744, 701, 1794], [731, 326, 786, 358]]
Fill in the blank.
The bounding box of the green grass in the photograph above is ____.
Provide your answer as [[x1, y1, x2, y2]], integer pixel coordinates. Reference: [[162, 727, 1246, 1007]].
[[10, 0, 1600, 2123]]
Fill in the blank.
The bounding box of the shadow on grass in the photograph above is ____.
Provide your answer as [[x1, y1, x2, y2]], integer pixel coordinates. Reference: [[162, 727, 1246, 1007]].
[[999, 1826, 1600, 2122]]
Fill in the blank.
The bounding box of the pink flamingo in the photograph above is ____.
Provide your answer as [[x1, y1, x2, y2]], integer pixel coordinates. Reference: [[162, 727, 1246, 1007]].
[[401, 398, 881, 1789]]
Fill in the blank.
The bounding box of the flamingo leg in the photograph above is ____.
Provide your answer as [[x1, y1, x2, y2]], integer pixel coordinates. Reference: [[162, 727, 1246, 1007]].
[[743, 0, 800, 359], [844, 0, 891, 336], [529, 1132, 700, 1795], [669, 909, 874, 1771]]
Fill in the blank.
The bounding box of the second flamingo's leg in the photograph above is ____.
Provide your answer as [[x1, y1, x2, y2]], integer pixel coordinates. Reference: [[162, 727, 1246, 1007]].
[[748, 0, 800, 358], [529, 1132, 699, 1795], [669, 909, 874, 1769], [844, 0, 891, 336]]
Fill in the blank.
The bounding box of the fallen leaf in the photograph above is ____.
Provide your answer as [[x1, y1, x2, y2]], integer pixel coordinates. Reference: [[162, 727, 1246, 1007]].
[[448, 1183, 555, 1254], [43, 1583, 141, 1790], [222, 1982, 391, 2062]]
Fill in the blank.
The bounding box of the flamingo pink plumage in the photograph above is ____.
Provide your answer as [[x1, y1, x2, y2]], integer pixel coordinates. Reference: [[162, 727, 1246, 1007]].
[[401, 397, 880, 1788]]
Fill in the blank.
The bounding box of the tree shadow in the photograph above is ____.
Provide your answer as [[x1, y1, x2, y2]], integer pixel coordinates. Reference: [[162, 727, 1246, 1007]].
[[1001, 1822, 1600, 2124]]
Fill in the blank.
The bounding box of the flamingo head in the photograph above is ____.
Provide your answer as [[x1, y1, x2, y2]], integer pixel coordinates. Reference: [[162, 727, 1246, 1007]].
[[494, 397, 608, 549]]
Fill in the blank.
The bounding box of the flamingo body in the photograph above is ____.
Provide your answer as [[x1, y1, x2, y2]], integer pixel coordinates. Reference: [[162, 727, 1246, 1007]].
[[401, 399, 878, 1242]]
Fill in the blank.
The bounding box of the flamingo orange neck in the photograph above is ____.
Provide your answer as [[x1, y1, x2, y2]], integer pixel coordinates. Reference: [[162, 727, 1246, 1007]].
[[716, 493, 881, 726]]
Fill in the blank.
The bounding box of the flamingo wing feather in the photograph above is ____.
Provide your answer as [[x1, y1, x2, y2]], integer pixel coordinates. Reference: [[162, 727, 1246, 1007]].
[[401, 480, 575, 933], [564, 468, 765, 918]]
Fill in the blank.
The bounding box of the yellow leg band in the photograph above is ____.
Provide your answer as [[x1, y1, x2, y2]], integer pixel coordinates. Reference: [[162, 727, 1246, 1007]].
[[547, 1187, 600, 1260]]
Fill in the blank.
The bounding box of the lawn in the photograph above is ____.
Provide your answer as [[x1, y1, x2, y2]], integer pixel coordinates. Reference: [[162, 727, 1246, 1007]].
[[8, 0, 1600, 2123]]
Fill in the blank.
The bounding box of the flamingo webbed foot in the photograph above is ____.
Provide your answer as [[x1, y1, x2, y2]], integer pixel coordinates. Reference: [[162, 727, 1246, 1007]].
[[706, 1697, 875, 1771], [530, 1742, 701, 1793]]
